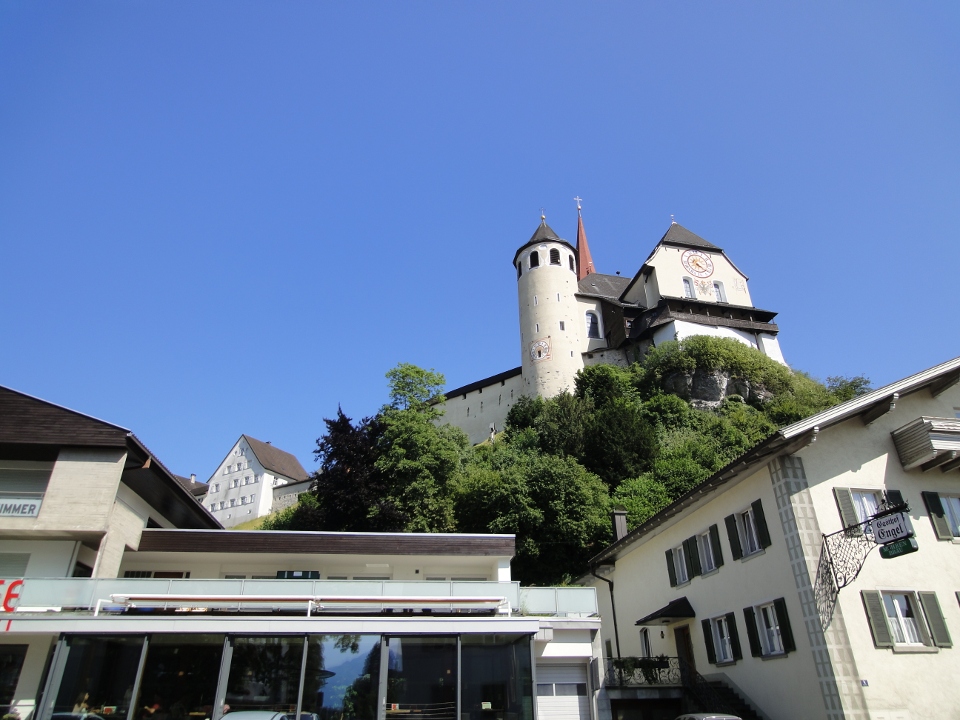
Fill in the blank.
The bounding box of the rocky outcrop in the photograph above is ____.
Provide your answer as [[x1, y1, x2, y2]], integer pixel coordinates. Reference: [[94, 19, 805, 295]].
[[662, 368, 773, 408]]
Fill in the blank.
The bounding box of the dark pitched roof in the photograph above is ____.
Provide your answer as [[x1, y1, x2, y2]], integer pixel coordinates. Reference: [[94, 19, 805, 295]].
[[657, 222, 721, 250], [513, 219, 576, 264], [174, 474, 208, 497], [244, 435, 309, 481], [445, 367, 523, 399], [577, 273, 631, 301], [636, 597, 696, 625], [0, 386, 129, 447]]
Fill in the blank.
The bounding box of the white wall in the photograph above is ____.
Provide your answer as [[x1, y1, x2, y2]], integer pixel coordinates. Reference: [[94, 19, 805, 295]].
[[439, 372, 525, 446], [644, 244, 753, 307], [0, 540, 77, 578]]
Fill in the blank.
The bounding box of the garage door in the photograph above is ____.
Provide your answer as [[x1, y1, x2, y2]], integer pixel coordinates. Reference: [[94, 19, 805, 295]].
[[536, 664, 590, 720]]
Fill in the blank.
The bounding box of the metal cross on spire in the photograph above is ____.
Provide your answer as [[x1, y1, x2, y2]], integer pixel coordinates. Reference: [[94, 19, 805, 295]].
[[670, 214, 676, 225], [574, 196, 583, 214], [540, 207, 546, 220]]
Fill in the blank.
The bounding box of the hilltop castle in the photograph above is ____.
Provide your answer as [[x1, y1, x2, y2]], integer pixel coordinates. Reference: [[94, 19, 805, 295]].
[[441, 208, 786, 443]]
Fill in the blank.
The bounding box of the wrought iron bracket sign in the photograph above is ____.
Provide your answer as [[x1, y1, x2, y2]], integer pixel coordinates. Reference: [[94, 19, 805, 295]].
[[814, 499, 910, 628]]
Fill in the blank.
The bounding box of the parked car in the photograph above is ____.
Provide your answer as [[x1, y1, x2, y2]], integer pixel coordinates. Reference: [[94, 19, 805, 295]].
[[674, 714, 742, 720]]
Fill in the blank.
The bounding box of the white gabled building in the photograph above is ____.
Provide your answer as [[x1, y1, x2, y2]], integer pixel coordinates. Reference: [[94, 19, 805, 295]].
[[581, 355, 960, 720], [203, 435, 310, 527]]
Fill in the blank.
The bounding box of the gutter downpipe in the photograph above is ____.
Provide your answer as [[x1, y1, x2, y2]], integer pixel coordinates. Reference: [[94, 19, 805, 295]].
[[590, 564, 620, 659]]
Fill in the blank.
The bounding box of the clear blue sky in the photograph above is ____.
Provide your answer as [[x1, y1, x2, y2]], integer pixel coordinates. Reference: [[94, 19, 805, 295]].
[[2, 3, 958, 479]]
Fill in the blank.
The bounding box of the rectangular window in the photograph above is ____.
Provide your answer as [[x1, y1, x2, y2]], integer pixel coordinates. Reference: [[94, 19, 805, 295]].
[[738, 508, 761, 555], [883, 592, 924, 645], [218, 501, 225, 510], [229, 499, 236, 507], [240, 496, 248, 505], [123, 570, 152, 578], [941, 495, 960, 537], [698, 532, 716, 573], [559, 321, 565, 331], [757, 603, 784, 655], [672, 544, 688, 584], [712, 616, 734, 662], [726, 500, 770, 559], [852, 490, 881, 524], [213, 483, 220, 492], [250, 493, 256, 503], [0, 645, 28, 711]]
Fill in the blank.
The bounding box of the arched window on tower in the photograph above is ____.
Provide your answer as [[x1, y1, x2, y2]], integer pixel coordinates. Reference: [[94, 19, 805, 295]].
[[550, 248, 561, 265], [569, 255, 575, 272], [682, 277, 695, 299], [517, 262, 522, 279], [713, 281, 727, 303], [586, 312, 601, 339], [530, 251, 540, 268]]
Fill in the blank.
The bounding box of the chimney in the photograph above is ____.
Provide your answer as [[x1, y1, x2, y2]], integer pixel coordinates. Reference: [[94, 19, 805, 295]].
[[611, 507, 628, 542], [190, 473, 197, 484]]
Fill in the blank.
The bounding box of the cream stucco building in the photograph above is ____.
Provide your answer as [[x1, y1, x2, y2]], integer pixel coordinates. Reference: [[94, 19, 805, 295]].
[[580, 356, 960, 720], [441, 211, 786, 444]]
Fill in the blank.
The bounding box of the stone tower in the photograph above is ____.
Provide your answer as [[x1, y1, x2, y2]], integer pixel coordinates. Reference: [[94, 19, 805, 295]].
[[514, 215, 585, 398]]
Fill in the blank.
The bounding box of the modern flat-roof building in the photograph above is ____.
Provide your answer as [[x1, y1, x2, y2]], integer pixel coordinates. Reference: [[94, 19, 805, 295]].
[[0, 385, 602, 720]]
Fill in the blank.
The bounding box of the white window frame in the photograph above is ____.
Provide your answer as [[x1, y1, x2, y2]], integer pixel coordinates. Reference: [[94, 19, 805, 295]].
[[852, 490, 882, 525], [882, 591, 926, 645], [213, 483, 220, 493], [697, 531, 716, 573], [672, 543, 689, 584], [682, 277, 695, 298], [711, 615, 734, 663], [712, 281, 726, 303], [737, 508, 762, 556], [585, 311, 601, 339], [755, 602, 785, 655]]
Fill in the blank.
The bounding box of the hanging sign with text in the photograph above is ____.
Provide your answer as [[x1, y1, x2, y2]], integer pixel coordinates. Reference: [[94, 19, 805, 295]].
[[873, 512, 913, 544], [880, 537, 919, 560]]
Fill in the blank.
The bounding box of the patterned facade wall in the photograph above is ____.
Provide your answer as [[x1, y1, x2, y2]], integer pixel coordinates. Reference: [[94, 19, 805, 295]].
[[770, 455, 868, 720]]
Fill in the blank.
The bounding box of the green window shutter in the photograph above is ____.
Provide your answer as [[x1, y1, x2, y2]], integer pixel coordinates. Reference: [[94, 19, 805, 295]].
[[725, 514, 743, 561], [918, 592, 953, 648], [701, 619, 717, 664], [833, 487, 861, 532], [709, 524, 724, 567], [773, 597, 796, 653], [885, 489, 905, 507], [726, 612, 742, 660], [922, 491, 953, 540], [685, 536, 702, 577], [665, 549, 677, 587], [742, 607, 762, 657], [861, 591, 893, 648], [752, 499, 772, 548]]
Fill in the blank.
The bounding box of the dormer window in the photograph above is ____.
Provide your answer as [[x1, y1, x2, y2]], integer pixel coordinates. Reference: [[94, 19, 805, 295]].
[[530, 251, 540, 268], [549, 248, 561, 265], [683, 277, 695, 299]]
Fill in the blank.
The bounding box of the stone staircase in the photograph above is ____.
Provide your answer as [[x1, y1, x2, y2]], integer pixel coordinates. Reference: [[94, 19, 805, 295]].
[[705, 679, 764, 720]]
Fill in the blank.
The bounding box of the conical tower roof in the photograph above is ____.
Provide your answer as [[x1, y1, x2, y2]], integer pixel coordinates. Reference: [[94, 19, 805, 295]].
[[575, 208, 596, 280], [513, 216, 575, 264]]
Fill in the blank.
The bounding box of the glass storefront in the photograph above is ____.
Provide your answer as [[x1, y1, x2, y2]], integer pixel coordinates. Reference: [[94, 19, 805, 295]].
[[42, 633, 531, 720], [0, 645, 28, 715]]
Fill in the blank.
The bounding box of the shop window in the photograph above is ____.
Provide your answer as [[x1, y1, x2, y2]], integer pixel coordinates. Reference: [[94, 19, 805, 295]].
[[461, 634, 533, 720], [52, 635, 146, 720], [383, 637, 457, 718], [0, 645, 28, 712], [725, 499, 771, 560], [225, 636, 305, 714], [134, 634, 224, 720], [550, 248, 561, 265]]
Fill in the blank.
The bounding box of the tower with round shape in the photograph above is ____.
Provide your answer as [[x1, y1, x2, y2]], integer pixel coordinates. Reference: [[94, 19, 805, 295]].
[[514, 217, 584, 398]]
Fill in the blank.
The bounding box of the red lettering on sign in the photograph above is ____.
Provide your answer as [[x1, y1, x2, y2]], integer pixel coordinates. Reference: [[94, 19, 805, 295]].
[[2, 580, 23, 612]]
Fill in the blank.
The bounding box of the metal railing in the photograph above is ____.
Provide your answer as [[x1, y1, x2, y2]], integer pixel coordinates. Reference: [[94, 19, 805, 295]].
[[604, 657, 738, 716], [13, 578, 596, 617]]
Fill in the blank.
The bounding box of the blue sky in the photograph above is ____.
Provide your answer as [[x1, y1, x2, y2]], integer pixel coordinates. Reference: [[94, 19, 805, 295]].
[[1, 3, 958, 479]]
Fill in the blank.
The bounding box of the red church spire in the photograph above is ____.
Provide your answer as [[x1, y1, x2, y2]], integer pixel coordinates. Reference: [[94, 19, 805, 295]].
[[574, 197, 596, 280]]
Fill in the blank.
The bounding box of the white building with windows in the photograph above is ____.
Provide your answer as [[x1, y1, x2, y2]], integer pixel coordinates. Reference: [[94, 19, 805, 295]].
[[440, 210, 786, 444], [203, 435, 309, 527], [581, 355, 960, 720]]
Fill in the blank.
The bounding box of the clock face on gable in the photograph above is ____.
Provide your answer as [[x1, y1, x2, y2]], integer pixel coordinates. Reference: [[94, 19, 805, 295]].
[[530, 339, 551, 362], [681, 249, 714, 278]]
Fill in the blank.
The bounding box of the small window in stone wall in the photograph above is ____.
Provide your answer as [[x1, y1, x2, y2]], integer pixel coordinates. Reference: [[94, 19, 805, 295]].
[[550, 248, 561, 265], [530, 251, 540, 268], [569, 255, 575, 271]]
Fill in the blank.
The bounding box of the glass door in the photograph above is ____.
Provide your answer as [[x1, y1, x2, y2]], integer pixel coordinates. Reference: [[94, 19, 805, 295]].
[[379, 637, 457, 720]]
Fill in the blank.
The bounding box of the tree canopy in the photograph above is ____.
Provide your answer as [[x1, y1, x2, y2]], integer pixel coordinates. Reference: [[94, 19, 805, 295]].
[[264, 339, 869, 584]]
